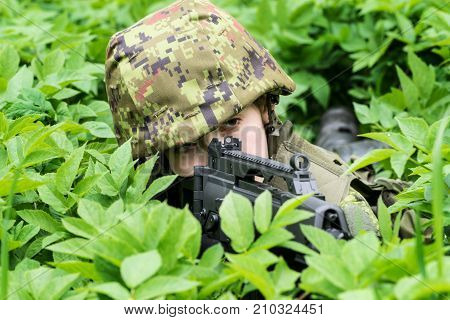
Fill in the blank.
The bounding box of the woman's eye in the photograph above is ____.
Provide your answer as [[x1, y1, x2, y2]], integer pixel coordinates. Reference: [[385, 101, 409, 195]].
[[173, 141, 197, 152], [220, 118, 240, 131]]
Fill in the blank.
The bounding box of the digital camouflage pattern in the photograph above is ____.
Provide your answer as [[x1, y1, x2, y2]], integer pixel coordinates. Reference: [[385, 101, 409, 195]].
[[340, 189, 379, 236], [105, 0, 295, 159]]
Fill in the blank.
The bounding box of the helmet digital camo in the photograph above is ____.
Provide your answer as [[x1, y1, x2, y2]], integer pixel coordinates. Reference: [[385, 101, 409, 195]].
[[105, 0, 296, 159]]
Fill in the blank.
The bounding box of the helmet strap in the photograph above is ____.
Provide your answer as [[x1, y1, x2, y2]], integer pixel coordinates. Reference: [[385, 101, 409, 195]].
[[265, 94, 284, 159]]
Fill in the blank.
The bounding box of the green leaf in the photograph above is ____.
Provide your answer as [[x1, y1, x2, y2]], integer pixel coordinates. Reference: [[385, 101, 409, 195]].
[[0, 77, 7, 92], [250, 228, 293, 250], [82, 121, 115, 138], [62, 217, 98, 239], [254, 190, 272, 234], [24, 122, 81, 157], [52, 88, 80, 100], [143, 204, 170, 250], [219, 192, 254, 253], [0, 145, 6, 168], [73, 173, 104, 196], [310, 75, 330, 108], [407, 51, 435, 100], [24, 237, 44, 258], [51, 260, 100, 281], [41, 231, 67, 248], [426, 117, 450, 152], [300, 224, 341, 256], [338, 288, 376, 300], [279, 240, 318, 256], [360, 132, 413, 153], [0, 45, 20, 80], [94, 162, 118, 196], [198, 272, 240, 299], [378, 88, 405, 112], [199, 243, 224, 268], [4, 114, 40, 140], [87, 100, 112, 120], [22, 149, 61, 168], [396, 66, 419, 112], [299, 267, 341, 299], [28, 269, 79, 300], [0, 112, 8, 135], [245, 249, 279, 267], [271, 193, 313, 228], [271, 209, 314, 229], [256, 0, 273, 32], [131, 154, 158, 195], [89, 237, 137, 267], [271, 258, 300, 294], [342, 232, 379, 276], [157, 209, 185, 272], [226, 253, 276, 299], [370, 97, 396, 129], [37, 184, 72, 213], [92, 282, 130, 300], [395, 13, 415, 43], [305, 255, 354, 290], [377, 196, 393, 243], [0, 171, 46, 197], [69, 104, 98, 121], [179, 207, 201, 260], [15, 224, 40, 246], [108, 139, 133, 187], [47, 238, 94, 260], [396, 117, 429, 149], [77, 199, 105, 229], [85, 149, 106, 164], [42, 50, 66, 77], [142, 175, 177, 202], [275, 0, 288, 29], [135, 276, 199, 300], [120, 250, 161, 288], [353, 102, 376, 124], [6, 135, 24, 166], [390, 151, 410, 178], [17, 209, 63, 233], [344, 149, 396, 174], [1, 66, 34, 101], [55, 144, 85, 195]]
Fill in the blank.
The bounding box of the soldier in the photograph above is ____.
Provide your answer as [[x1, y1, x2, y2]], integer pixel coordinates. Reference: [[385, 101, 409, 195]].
[[104, 0, 379, 237]]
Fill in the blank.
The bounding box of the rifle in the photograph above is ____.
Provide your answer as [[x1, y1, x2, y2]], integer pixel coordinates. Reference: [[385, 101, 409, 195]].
[[178, 136, 350, 266]]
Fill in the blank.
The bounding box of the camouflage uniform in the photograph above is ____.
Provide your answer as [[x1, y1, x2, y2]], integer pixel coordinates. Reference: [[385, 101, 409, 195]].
[[105, 0, 379, 236]]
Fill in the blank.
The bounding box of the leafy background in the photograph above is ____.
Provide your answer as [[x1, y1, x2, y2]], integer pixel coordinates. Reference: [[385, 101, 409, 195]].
[[0, 0, 449, 300]]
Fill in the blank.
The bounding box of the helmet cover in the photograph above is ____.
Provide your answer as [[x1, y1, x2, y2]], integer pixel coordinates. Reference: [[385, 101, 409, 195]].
[[105, 0, 296, 159]]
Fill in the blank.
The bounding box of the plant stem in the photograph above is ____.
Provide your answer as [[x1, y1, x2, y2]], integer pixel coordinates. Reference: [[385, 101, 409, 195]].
[[431, 116, 449, 278], [414, 210, 426, 279], [1, 168, 20, 300]]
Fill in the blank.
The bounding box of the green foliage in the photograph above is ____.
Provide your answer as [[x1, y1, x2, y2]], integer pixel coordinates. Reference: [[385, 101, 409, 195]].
[[0, 0, 449, 301], [300, 229, 450, 300], [221, 0, 450, 139]]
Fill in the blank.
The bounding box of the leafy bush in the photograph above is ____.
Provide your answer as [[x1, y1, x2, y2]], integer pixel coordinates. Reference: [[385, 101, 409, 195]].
[[0, 0, 449, 300]]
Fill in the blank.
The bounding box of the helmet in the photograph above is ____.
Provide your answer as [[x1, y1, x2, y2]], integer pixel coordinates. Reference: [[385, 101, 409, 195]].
[[105, 0, 296, 159]]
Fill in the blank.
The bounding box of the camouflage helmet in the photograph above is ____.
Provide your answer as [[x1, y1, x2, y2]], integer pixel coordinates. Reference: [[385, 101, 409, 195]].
[[105, 0, 296, 159]]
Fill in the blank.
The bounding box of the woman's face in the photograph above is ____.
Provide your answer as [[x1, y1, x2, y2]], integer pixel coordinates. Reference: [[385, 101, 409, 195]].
[[167, 102, 270, 177]]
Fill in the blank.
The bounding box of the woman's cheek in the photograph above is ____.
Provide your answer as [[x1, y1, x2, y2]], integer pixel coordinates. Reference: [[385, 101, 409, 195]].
[[168, 146, 208, 177]]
